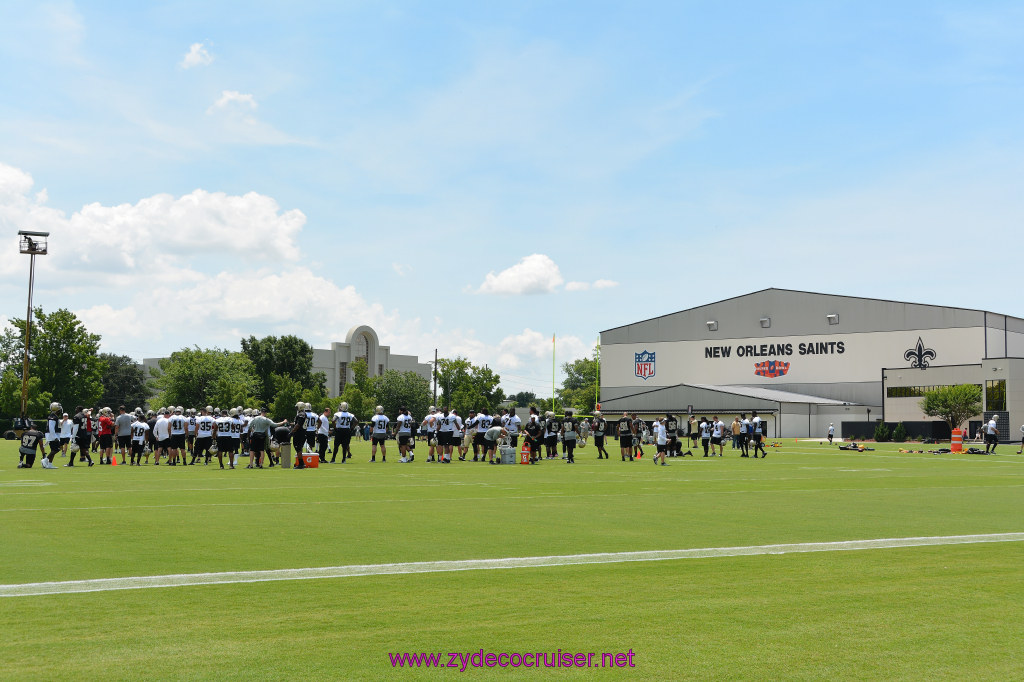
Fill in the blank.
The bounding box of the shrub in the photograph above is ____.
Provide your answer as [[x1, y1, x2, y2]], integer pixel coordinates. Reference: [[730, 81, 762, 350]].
[[873, 422, 891, 442], [891, 422, 908, 442]]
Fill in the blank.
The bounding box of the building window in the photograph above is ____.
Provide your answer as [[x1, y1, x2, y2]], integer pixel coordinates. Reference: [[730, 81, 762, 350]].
[[986, 379, 1006, 411], [339, 362, 348, 395], [378, 363, 384, 377], [887, 384, 984, 399]]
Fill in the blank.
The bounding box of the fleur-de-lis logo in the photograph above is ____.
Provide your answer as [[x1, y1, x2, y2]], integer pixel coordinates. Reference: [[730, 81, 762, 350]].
[[904, 337, 936, 368]]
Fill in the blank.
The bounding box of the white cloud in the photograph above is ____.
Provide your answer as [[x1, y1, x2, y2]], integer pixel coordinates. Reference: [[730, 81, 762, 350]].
[[593, 279, 619, 289], [0, 162, 588, 398], [180, 42, 213, 69], [476, 253, 563, 295], [392, 263, 410, 276], [208, 90, 257, 113], [0, 162, 305, 289]]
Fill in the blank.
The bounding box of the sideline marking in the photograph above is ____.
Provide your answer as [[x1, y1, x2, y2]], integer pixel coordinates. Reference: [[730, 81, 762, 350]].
[[3, 532, 1022, 597]]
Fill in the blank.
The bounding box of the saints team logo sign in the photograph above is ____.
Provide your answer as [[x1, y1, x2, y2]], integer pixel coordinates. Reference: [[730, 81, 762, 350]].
[[635, 350, 656, 380], [754, 360, 790, 378], [904, 337, 936, 369]]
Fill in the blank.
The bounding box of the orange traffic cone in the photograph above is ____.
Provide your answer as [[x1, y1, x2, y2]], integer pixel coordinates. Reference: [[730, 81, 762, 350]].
[[111, 455, 118, 466]]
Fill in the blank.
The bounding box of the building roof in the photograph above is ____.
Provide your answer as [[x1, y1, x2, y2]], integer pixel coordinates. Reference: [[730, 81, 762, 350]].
[[600, 287, 1022, 334]]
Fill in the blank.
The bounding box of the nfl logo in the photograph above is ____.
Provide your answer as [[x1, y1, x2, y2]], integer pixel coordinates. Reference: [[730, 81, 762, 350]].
[[635, 350, 656, 380]]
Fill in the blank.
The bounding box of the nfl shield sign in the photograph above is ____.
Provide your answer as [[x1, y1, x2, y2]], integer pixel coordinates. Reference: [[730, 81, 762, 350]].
[[635, 350, 656, 380]]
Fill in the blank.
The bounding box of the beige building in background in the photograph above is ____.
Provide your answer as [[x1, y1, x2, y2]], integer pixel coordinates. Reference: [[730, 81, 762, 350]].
[[313, 325, 432, 398], [141, 325, 431, 400]]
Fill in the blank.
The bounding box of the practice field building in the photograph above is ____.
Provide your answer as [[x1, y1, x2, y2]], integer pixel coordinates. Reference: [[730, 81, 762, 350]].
[[599, 289, 1024, 440]]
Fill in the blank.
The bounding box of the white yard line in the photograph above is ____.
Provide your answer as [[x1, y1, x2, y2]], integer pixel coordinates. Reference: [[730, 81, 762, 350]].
[[3, 532, 1021, 598]]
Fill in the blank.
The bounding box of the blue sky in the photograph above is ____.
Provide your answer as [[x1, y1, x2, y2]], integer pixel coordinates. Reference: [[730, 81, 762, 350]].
[[1, 1, 1022, 396]]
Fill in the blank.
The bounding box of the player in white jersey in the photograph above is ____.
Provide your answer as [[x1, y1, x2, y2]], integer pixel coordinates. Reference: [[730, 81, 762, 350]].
[[166, 407, 187, 466], [370, 406, 390, 462], [504, 407, 521, 449], [304, 403, 317, 453], [471, 408, 493, 462], [239, 408, 251, 456], [212, 411, 234, 468], [186, 409, 198, 458], [698, 417, 712, 457], [712, 416, 725, 457], [152, 410, 171, 465], [193, 407, 215, 465], [331, 403, 357, 463], [317, 407, 331, 463], [130, 418, 150, 466], [396, 407, 415, 462], [653, 418, 668, 466], [450, 409, 467, 461], [434, 408, 455, 463], [421, 407, 440, 462], [750, 410, 767, 458], [229, 408, 244, 465], [739, 414, 751, 457]]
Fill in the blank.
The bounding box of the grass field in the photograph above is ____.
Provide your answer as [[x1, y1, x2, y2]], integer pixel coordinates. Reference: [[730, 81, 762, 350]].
[[2, 437, 1023, 680]]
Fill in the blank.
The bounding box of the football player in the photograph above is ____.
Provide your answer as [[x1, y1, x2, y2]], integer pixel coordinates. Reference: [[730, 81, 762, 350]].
[[369, 406, 389, 462]]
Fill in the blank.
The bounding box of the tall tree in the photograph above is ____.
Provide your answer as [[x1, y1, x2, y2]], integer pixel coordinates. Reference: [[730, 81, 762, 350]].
[[435, 356, 505, 415], [151, 347, 259, 409], [920, 384, 983, 432], [0, 371, 51, 420], [98, 353, 152, 410], [373, 370, 431, 420], [557, 348, 599, 413], [5, 308, 105, 410], [436, 357, 472, 410], [511, 391, 537, 407], [241, 334, 326, 403]]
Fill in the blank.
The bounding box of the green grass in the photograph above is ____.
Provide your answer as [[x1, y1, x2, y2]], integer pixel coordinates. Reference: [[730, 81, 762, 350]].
[[2, 439, 1023, 680]]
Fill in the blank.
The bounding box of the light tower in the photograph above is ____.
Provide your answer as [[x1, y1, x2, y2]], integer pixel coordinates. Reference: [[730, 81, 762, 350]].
[[17, 230, 48, 424]]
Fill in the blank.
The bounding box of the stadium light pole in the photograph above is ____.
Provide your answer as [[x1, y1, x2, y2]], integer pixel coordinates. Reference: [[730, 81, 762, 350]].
[[17, 231, 49, 423]]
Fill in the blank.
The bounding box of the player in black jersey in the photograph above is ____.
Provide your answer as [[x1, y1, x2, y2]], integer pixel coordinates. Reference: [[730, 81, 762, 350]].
[[664, 413, 679, 457], [523, 407, 543, 463], [592, 411, 609, 459], [616, 412, 634, 461], [631, 414, 646, 458]]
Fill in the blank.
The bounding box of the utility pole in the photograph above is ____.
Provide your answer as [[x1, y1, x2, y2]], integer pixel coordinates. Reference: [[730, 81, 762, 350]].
[[433, 348, 438, 406], [17, 231, 49, 423]]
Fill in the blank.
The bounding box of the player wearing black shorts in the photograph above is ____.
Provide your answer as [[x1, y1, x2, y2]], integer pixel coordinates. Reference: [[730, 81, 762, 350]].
[[472, 408, 493, 462], [592, 411, 609, 459], [524, 408, 543, 463], [617, 412, 634, 461], [331, 402, 356, 463]]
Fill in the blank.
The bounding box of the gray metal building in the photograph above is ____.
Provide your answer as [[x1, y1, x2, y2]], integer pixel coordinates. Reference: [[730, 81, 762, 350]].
[[599, 289, 1024, 439]]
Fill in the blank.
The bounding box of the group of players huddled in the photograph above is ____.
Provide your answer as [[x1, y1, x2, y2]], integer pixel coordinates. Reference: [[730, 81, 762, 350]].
[[16, 399, 770, 470]]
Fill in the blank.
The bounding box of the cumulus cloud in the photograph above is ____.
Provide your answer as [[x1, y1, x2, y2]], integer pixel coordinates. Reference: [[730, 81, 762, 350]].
[[0, 162, 586, 397], [207, 90, 257, 113], [0, 162, 305, 289], [593, 279, 618, 289], [475, 253, 563, 295], [180, 42, 213, 69]]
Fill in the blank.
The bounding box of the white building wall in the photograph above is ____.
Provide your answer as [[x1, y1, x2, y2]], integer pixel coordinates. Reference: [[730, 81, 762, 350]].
[[602, 327, 984, 391]]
